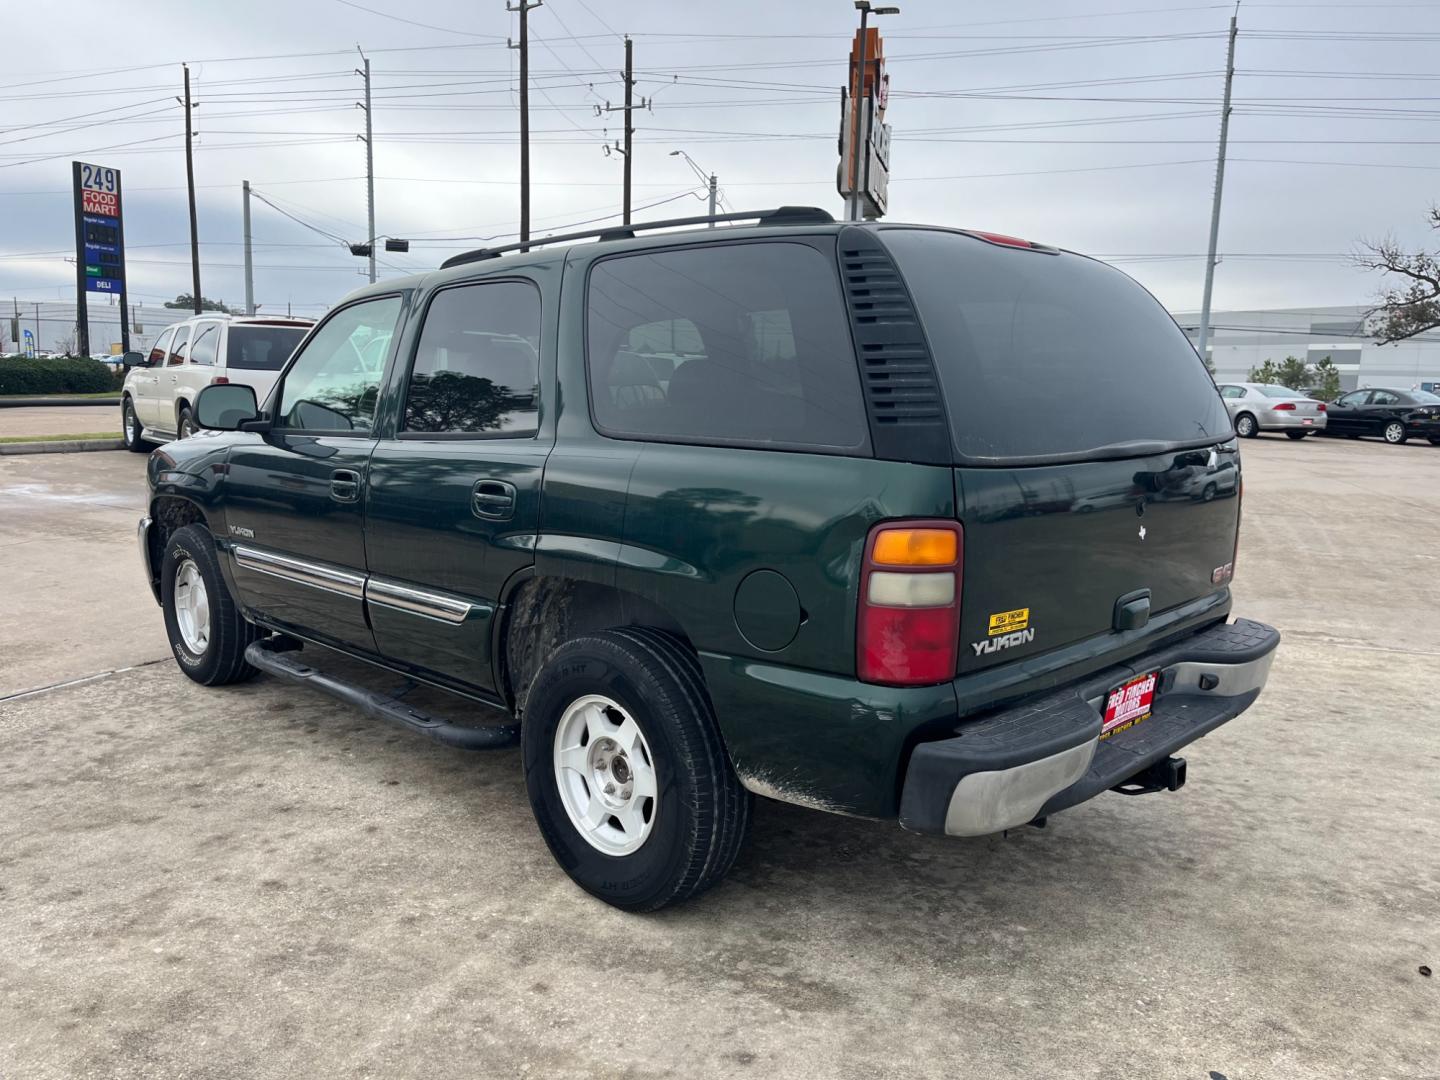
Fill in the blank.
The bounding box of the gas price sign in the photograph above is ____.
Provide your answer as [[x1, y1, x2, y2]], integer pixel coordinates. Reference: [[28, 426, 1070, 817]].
[[74, 162, 126, 295]]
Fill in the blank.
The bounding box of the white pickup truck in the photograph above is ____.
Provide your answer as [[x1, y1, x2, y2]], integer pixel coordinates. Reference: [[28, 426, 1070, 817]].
[[120, 315, 313, 450]]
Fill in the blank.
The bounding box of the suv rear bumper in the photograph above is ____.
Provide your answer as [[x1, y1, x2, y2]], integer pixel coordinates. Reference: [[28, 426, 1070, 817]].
[[898, 618, 1279, 836]]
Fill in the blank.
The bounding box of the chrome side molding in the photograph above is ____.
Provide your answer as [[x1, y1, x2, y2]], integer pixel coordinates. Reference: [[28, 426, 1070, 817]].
[[232, 544, 366, 599], [365, 577, 473, 625]]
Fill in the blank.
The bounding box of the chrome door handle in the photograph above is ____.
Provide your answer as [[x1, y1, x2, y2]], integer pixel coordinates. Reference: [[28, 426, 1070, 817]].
[[471, 479, 516, 521], [330, 468, 362, 503]]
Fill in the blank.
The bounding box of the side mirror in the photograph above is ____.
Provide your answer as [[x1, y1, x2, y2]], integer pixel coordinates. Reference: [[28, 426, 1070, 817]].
[[121, 351, 145, 368], [195, 383, 259, 431]]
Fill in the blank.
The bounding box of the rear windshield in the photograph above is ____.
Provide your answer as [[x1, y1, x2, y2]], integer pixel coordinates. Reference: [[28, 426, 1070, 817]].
[[1255, 384, 1299, 398], [226, 325, 307, 370], [1409, 390, 1440, 403], [881, 228, 1231, 463]]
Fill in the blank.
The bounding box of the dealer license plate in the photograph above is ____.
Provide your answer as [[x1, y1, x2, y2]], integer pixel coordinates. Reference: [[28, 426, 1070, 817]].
[[1101, 671, 1158, 740]]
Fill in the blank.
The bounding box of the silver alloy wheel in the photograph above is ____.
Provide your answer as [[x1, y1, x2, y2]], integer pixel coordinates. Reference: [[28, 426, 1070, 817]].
[[553, 693, 658, 856], [173, 559, 211, 655], [1384, 421, 1405, 443], [124, 403, 137, 443]]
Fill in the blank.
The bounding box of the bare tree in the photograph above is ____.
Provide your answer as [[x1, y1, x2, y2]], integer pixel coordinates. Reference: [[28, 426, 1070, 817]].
[[1358, 208, 1440, 343]]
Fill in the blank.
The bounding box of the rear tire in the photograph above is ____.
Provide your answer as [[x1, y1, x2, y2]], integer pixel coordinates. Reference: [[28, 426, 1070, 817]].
[[177, 405, 196, 440], [522, 627, 751, 912], [161, 524, 258, 686], [122, 398, 149, 453], [1284, 430, 1308, 440], [1383, 421, 1408, 445], [1235, 413, 1258, 438]]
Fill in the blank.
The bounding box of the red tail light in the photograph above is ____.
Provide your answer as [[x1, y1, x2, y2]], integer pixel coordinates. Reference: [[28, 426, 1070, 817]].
[[1272, 402, 1295, 411], [857, 521, 963, 686], [210, 375, 229, 385], [1317, 403, 1327, 412]]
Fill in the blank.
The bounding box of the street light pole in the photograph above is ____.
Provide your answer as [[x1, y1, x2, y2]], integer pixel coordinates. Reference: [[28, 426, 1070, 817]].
[[669, 150, 718, 224]]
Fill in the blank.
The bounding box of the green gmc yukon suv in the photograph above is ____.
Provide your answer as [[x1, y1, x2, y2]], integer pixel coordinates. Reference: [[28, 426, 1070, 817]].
[[137, 208, 1279, 911]]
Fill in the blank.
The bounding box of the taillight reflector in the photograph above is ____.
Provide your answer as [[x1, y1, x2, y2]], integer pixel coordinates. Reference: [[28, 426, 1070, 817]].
[[858, 520, 963, 686], [1272, 402, 1296, 410], [210, 375, 230, 385], [1317, 402, 1327, 412]]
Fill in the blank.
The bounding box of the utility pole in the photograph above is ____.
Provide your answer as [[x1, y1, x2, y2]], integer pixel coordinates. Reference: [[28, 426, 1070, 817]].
[[602, 38, 647, 225], [182, 64, 202, 315], [1196, 10, 1238, 362], [242, 180, 255, 315], [622, 36, 634, 224], [507, 0, 541, 248], [356, 49, 376, 284], [34, 303, 41, 352]]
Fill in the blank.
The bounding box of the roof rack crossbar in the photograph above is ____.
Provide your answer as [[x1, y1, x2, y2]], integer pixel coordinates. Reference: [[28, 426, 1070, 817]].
[[439, 206, 834, 269]]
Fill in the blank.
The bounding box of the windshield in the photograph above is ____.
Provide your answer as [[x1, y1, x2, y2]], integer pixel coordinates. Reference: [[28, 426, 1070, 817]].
[[881, 228, 1230, 463], [226, 325, 307, 370]]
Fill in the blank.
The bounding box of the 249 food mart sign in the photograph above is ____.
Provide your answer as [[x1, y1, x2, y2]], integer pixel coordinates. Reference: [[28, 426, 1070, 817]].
[[73, 161, 126, 294]]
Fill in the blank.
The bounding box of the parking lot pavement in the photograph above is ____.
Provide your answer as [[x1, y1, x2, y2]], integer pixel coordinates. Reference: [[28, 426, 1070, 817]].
[[0, 405, 122, 439], [1, 436, 1437, 1080], [0, 451, 167, 697]]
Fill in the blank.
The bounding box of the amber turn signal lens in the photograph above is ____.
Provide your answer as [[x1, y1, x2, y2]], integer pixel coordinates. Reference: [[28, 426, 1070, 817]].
[[871, 528, 958, 567]]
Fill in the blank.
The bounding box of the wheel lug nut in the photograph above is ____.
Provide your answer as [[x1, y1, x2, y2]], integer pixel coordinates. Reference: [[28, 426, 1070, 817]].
[[596, 760, 608, 771], [604, 783, 616, 795]]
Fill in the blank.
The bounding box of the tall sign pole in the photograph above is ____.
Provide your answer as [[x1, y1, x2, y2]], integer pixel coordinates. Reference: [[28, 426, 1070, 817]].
[[1196, 11, 1238, 361], [73, 161, 129, 356]]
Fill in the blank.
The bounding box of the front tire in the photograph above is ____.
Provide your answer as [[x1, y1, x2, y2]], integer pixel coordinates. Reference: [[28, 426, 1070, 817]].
[[1235, 413, 1258, 438], [161, 524, 258, 686], [177, 405, 197, 440], [122, 398, 149, 453], [522, 627, 751, 912], [1383, 421, 1408, 444]]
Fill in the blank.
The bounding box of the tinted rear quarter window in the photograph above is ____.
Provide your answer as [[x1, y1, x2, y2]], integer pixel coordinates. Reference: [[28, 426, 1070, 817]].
[[227, 326, 307, 370], [881, 228, 1230, 462], [586, 241, 869, 452]]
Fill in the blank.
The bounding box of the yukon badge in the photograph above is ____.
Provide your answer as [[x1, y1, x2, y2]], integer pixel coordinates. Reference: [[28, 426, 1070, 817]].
[[229, 524, 255, 539], [972, 627, 1036, 657]]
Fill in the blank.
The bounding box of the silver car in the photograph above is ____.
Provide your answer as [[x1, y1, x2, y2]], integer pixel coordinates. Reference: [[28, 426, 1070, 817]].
[[1216, 382, 1328, 439]]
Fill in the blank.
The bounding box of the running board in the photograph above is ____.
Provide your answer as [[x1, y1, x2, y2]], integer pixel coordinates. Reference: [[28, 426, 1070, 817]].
[[244, 638, 520, 751]]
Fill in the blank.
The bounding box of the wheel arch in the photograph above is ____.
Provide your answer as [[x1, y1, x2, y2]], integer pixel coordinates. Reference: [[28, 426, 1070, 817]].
[[145, 495, 210, 598], [498, 573, 690, 718]]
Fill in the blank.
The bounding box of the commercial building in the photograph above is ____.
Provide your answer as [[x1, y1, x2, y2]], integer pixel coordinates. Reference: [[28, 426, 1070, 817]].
[[1176, 304, 1440, 393]]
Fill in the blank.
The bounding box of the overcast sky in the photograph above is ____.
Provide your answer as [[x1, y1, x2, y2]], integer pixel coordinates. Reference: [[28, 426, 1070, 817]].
[[2, 0, 1437, 320]]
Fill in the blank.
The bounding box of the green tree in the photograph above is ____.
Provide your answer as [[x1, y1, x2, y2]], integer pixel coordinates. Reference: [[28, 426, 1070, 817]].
[[1248, 355, 1311, 390], [1311, 355, 1342, 401], [164, 294, 233, 313]]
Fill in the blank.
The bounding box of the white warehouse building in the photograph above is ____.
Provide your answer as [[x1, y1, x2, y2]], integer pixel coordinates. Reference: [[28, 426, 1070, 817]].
[[1174, 304, 1440, 394]]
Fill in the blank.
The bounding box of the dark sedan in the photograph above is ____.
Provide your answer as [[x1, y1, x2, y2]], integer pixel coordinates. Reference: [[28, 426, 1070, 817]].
[[1319, 387, 1440, 445]]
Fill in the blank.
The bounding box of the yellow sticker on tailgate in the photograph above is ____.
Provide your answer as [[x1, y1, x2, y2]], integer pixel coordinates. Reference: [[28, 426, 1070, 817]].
[[988, 607, 1030, 636]]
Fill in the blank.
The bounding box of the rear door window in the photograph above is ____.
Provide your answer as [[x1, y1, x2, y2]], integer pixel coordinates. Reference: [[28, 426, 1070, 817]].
[[881, 228, 1231, 463], [167, 326, 190, 367], [586, 241, 868, 452]]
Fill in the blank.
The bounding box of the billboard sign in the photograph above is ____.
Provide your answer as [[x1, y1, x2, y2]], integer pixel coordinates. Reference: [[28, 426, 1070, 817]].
[[837, 27, 891, 219], [72, 161, 130, 355]]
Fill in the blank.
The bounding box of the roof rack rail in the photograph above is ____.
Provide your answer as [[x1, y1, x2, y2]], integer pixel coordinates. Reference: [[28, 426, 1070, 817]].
[[439, 206, 835, 270]]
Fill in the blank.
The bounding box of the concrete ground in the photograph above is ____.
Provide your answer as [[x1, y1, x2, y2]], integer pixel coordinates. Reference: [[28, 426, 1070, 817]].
[[1, 437, 1437, 1079], [0, 404, 122, 439]]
